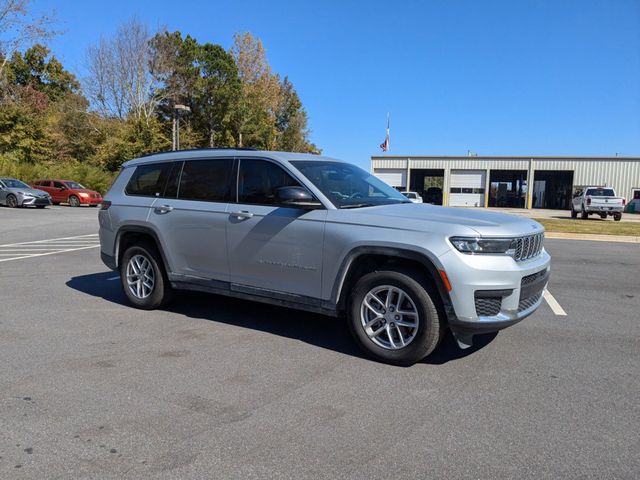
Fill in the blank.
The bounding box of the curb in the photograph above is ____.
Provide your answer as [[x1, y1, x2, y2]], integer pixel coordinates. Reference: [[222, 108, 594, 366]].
[[545, 232, 640, 244]]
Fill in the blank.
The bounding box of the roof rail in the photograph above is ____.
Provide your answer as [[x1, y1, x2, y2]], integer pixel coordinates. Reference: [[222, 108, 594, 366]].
[[136, 147, 258, 159]]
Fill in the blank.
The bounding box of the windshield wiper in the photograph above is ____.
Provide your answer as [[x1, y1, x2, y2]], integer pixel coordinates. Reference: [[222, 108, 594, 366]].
[[339, 203, 377, 209]]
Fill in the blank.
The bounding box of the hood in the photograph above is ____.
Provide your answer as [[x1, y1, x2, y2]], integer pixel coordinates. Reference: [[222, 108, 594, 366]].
[[8, 187, 50, 197], [329, 203, 544, 237]]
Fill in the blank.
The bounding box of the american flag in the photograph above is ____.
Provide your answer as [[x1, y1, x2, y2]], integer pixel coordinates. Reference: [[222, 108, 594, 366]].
[[380, 114, 390, 152]]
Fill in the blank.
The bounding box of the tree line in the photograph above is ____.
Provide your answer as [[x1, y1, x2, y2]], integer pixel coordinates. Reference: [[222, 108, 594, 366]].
[[0, 2, 318, 190]]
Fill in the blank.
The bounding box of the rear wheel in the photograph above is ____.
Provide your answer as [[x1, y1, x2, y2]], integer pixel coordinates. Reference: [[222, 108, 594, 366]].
[[6, 194, 18, 208], [347, 268, 443, 366], [120, 243, 173, 310], [68, 195, 80, 207], [581, 205, 589, 219], [614, 213, 622, 221]]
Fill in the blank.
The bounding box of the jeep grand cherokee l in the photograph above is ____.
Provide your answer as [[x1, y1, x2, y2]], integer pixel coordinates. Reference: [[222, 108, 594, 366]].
[[98, 149, 550, 365]]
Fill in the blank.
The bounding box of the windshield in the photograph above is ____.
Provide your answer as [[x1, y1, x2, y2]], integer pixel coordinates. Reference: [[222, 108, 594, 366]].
[[291, 161, 410, 208], [586, 188, 615, 197], [1, 179, 29, 189], [64, 181, 85, 189]]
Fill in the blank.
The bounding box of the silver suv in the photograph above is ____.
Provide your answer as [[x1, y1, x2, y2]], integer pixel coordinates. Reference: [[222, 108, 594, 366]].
[[99, 149, 550, 365]]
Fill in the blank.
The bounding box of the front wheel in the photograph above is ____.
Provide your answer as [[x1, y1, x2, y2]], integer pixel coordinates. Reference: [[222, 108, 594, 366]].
[[36, 205, 46, 209], [347, 268, 443, 366], [6, 194, 18, 208], [570, 206, 577, 218], [614, 213, 622, 221], [68, 195, 80, 207], [120, 243, 173, 309]]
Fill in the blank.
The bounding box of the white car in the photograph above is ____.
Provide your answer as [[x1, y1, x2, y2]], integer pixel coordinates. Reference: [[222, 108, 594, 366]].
[[571, 187, 625, 221], [402, 191, 423, 203]]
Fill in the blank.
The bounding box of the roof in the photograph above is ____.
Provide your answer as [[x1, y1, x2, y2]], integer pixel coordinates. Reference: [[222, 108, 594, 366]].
[[122, 149, 341, 167]]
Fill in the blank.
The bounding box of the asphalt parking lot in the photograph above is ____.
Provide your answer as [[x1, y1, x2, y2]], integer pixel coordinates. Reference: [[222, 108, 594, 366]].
[[1, 206, 639, 479]]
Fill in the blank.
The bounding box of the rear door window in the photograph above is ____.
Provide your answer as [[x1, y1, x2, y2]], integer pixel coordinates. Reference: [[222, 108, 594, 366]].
[[53, 181, 65, 189], [125, 163, 172, 197], [178, 159, 233, 202]]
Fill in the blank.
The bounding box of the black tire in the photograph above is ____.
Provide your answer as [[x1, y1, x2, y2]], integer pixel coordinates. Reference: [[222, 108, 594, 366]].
[[36, 205, 46, 209], [347, 268, 443, 366], [570, 206, 577, 218], [120, 243, 173, 310], [6, 194, 18, 208], [581, 206, 589, 220], [599, 213, 607, 220], [614, 213, 622, 222], [68, 195, 80, 207]]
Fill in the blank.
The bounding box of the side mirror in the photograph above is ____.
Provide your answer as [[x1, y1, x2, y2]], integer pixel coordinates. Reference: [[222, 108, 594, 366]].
[[276, 186, 323, 209]]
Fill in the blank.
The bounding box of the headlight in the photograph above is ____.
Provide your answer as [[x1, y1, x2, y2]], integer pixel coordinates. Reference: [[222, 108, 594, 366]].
[[79, 192, 89, 197], [450, 237, 517, 255], [18, 191, 34, 197]]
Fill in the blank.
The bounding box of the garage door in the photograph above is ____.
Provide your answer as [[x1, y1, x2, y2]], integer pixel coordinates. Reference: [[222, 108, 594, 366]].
[[374, 169, 406, 189], [449, 170, 486, 207]]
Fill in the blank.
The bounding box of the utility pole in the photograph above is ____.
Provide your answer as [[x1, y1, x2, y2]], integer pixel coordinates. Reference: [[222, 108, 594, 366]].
[[172, 104, 191, 151]]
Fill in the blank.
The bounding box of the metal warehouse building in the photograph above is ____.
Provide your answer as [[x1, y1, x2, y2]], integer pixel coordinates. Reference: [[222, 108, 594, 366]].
[[371, 155, 640, 209]]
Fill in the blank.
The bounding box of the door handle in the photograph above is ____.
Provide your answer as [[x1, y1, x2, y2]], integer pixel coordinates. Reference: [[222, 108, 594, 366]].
[[230, 210, 253, 219], [154, 205, 174, 214]]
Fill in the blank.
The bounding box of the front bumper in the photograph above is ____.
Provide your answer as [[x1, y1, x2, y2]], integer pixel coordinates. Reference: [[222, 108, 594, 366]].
[[439, 247, 551, 334], [79, 195, 103, 204], [20, 195, 52, 206]]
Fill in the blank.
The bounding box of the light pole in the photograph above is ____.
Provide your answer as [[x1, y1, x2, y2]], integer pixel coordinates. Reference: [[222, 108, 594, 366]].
[[172, 104, 191, 151]]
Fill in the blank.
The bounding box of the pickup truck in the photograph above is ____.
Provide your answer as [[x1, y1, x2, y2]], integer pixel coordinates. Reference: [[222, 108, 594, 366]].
[[571, 187, 625, 221]]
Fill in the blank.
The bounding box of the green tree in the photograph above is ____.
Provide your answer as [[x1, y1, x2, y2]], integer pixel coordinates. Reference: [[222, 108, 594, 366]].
[[8, 44, 79, 102], [275, 77, 319, 153], [230, 32, 281, 149]]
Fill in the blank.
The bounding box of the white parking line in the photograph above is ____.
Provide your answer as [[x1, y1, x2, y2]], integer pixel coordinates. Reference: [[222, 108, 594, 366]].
[[543, 289, 567, 316], [0, 245, 99, 262], [0, 234, 100, 262]]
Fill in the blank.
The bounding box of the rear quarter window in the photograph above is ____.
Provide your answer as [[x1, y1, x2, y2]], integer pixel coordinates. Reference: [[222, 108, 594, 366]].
[[125, 163, 172, 197]]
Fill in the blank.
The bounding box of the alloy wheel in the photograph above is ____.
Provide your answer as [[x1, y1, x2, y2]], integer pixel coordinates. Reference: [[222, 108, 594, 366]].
[[360, 285, 419, 350], [126, 254, 155, 299]]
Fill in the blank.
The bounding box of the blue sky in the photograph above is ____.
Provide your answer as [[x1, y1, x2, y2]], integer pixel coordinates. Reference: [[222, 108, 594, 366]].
[[35, 0, 640, 167]]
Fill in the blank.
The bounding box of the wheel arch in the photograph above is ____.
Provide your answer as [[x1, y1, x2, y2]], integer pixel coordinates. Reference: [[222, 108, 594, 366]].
[[333, 246, 456, 323], [114, 225, 172, 272]]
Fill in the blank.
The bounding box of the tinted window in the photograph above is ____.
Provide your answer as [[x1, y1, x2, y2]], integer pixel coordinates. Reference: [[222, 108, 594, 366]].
[[238, 159, 300, 205], [163, 161, 182, 199], [125, 163, 172, 197], [40, 180, 51, 187], [53, 181, 65, 189], [586, 188, 615, 197], [178, 159, 233, 202]]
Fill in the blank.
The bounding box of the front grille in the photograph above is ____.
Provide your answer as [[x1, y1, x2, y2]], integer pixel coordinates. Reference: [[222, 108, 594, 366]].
[[475, 297, 502, 316], [518, 292, 542, 312], [514, 233, 544, 262], [521, 269, 547, 287], [91, 193, 99, 198]]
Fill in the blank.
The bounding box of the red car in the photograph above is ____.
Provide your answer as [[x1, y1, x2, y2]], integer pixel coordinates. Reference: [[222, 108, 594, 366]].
[[31, 179, 103, 207]]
